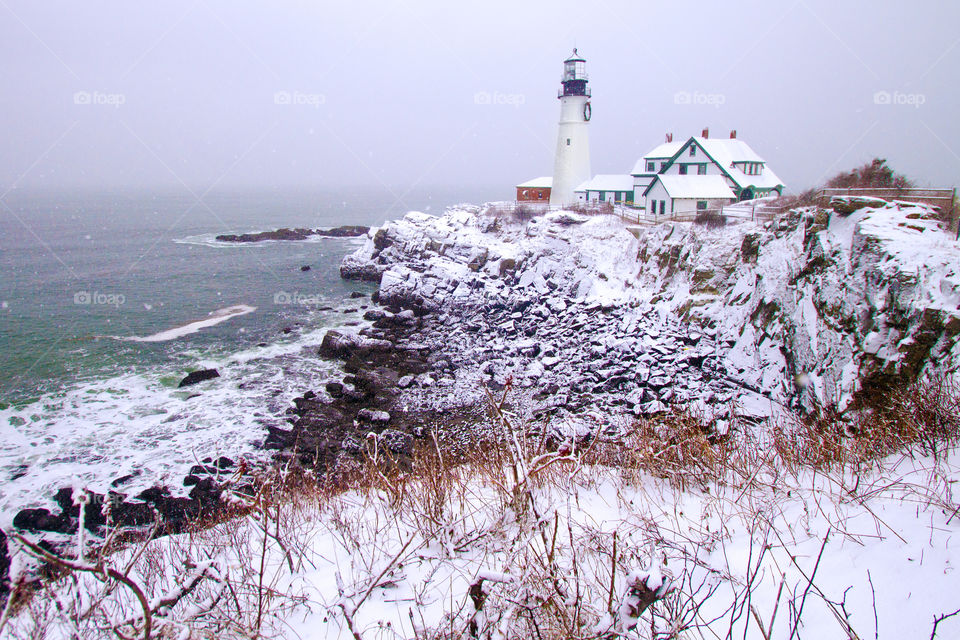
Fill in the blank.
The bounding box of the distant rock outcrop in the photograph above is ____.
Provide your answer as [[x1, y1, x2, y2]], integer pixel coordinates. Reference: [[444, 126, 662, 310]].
[[216, 225, 369, 243]]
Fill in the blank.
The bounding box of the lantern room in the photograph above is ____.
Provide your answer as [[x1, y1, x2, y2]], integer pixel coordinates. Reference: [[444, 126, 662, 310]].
[[559, 49, 590, 98]]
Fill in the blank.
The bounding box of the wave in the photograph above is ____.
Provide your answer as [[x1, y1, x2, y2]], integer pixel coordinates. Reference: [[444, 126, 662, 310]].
[[0, 317, 349, 527], [119, 304, 256, 342]]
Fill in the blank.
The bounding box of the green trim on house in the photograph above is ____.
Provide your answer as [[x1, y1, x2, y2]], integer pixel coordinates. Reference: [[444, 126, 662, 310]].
[[660, 138, 785, 198]]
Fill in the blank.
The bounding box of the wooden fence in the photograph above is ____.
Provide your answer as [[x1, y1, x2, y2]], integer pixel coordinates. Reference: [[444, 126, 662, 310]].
[[815, 187, 956, 217], [493, 199, 789, 227], [611, 200, 785, 226]]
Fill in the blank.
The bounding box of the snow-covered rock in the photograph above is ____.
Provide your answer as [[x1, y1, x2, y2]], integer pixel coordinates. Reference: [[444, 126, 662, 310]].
[[340, 205, 758, 431], [634, 201, 960, 410]]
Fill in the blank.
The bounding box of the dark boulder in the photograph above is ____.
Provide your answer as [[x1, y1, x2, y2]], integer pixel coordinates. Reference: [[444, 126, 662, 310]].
[[13, 508, 69, 534], [178, 369, 220, 388], [325, 381, 344, 398], [378, 430, 414, 456], [0, 530, 9, 596], [318, 331, 393, 360]]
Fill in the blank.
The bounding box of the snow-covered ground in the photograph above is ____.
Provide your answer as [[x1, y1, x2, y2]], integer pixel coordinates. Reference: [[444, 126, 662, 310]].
[[5, 424, 959, 639]]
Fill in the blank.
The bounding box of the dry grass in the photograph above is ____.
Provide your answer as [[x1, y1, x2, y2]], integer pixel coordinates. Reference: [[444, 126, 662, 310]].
[[2, 376, 958, 639]]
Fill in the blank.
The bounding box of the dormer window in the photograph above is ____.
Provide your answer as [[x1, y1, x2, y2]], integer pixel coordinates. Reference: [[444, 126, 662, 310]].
[[646, 161, 655, 172]]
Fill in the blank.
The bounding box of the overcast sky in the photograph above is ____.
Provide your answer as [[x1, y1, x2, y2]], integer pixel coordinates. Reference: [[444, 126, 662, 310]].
[[1, 0, 958, 199]]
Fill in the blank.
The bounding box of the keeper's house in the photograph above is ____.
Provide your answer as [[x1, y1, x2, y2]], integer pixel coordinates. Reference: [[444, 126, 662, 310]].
[[516, 177, 552, 202], [632, 129, 785, 211], [574, 174, 635, 204], [644, 175, 736, 217]]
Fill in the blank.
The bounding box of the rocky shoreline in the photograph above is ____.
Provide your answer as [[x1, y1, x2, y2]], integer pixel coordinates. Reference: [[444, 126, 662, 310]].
[[7, 207, 761, 583], [27, 200, 945, 593]]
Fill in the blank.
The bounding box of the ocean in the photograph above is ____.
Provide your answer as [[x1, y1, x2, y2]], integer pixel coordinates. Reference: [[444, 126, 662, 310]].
[[0, 185, 496, 525]]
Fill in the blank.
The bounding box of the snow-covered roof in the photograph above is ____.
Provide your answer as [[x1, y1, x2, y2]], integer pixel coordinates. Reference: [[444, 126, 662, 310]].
[[516, 176, 552, 188], [630, 141, 685, 175], [694, 137, 785, 190], [651, 175, 736, 200], [631, 136, 786, 190], [698, 137, 764, 163], [574, 174, 634, 193]]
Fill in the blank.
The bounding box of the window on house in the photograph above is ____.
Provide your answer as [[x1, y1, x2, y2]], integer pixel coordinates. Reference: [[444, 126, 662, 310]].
[[689, 145, 696, 157], [679, 164, 688, 175], [599, 192, 605, 202], [566, 138, 571, 146], [659, 200, 666, 215], [660, 162, 668, 171], [697, 201, 707, 210], [538, 191, 543, 199], [647, 161, 655, 172], [698, 164, 707, 175]]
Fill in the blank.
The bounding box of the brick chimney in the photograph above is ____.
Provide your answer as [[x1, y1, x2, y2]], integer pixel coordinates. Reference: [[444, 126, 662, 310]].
[[730, 130, 737, 139], [665, 133, 673, 143], [701, 127, 709, 139]]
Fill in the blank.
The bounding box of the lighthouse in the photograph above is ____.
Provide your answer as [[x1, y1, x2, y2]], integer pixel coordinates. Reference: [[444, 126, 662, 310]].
[[549, 49, 592, 206]]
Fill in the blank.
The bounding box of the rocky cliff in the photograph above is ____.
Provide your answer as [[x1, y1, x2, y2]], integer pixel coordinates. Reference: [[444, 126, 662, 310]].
[[341, 201, 958, 418], [340, 207, 774, 429], [633, 201, 960, 411]]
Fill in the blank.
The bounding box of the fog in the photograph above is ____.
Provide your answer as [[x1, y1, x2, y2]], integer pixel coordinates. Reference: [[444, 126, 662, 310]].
[[1, 0, 958, 199]]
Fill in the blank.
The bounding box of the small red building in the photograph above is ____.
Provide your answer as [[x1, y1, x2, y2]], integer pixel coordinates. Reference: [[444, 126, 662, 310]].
[[516, 176, 552, 202]]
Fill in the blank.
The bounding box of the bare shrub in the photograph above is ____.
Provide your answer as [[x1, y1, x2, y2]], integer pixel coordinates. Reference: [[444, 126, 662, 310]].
[[825, 157, 912, 190], [568, 201, 614, 216], [693, 210, 727, 228], [585, 410, 723, 490], [772, 375, 960, 475], [514, 203, 539, 222]]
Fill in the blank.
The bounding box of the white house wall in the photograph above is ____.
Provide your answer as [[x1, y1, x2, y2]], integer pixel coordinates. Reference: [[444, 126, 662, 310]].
[[671, 197, 732, 215], [644, 180, 670, 215]]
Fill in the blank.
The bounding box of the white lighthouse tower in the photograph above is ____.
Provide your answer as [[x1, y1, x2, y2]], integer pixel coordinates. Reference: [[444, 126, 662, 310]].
[[549, 49, 592, 206]]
